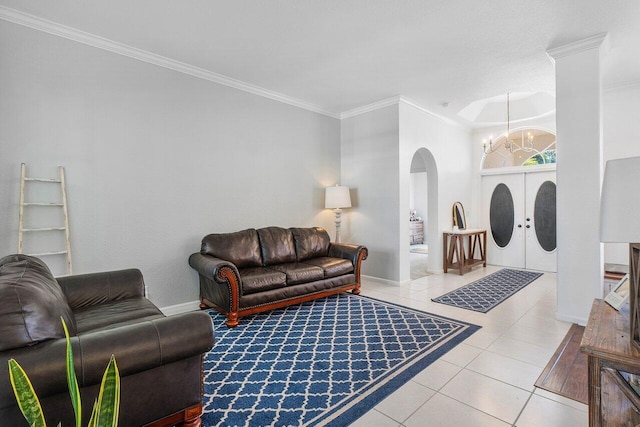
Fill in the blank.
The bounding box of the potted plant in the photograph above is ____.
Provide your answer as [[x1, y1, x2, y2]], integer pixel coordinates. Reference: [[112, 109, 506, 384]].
[[7, 318, 120, 427]]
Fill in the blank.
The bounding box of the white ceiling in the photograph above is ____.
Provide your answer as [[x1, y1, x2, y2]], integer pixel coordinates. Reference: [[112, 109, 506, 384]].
[[1, 0, 639, 127]]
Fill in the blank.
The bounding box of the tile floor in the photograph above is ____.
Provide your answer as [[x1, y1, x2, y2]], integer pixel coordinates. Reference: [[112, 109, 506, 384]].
[[352, 254, 588, 427]]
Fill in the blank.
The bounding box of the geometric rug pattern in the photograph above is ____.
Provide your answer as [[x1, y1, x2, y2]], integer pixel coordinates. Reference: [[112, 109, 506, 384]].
[[432, 268, 544, 313], [202, 293, 480, 426]]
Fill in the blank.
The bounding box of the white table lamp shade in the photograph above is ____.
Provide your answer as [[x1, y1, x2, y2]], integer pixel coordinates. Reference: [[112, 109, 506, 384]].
[[325, 185, 352, 209], [600, 156, 640, 243]]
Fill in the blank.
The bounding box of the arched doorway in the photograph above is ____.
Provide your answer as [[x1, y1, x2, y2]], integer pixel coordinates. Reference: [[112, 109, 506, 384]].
[[409, 148, 438, 278]]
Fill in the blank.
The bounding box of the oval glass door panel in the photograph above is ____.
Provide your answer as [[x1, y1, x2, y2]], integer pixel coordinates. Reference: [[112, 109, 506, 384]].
[[490, 183, 515, 248], [534, 180, 557, 252]]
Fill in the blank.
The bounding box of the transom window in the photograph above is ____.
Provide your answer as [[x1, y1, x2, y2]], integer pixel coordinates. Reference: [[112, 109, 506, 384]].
[[482, 129, 556, 169]]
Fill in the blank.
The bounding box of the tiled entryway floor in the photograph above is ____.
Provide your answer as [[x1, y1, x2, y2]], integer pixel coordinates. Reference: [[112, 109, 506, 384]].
[[353, 264, 588, 427]]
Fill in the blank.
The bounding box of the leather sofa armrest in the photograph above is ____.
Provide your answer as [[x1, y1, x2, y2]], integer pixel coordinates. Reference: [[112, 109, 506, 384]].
[[0, 311, 214, 403], [57, 269, 145, 309], [188, 253, 240, 284], [328, 243, 368, 267]]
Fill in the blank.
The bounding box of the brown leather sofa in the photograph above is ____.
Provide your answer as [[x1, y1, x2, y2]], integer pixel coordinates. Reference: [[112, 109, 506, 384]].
[[0, 254, 214, 427], [189, 226, 368, 327]]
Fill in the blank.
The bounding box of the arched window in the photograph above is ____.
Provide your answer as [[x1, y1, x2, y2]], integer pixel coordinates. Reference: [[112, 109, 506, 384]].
[[482, 129, 556, 169]]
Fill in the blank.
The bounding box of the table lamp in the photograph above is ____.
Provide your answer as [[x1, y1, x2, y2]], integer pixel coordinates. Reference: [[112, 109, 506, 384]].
[[600, 156, 640, 351]]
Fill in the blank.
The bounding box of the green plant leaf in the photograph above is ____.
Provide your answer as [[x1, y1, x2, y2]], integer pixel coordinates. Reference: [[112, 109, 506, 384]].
[[8, 359, 46, 427], [87, 399, 99, 427], [62, 317, 82, 427], [89, 355, 120, 427]]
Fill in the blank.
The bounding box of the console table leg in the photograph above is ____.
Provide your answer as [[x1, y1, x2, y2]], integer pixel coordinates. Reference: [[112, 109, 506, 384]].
[[457, 236, 465, 275], [443, 234, 448, 273]]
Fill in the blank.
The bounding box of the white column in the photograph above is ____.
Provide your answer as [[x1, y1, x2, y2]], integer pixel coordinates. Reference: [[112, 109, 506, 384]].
[[547, 34, 608, 324]]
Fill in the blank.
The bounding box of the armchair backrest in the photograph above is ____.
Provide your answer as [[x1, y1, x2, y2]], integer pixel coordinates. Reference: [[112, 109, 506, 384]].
[[0, 254, 77, 351]]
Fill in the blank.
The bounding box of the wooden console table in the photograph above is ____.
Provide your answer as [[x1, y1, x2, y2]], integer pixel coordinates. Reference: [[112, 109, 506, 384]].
[[581, 299, 640, 426], [442, 228, 486, 275]]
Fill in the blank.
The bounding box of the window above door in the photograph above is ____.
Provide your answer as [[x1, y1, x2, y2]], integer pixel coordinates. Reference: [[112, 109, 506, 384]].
[[482, 129, 556, 170]]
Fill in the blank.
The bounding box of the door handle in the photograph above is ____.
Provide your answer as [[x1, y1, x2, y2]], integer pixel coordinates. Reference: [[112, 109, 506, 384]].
[[517, 224, 522, 228], [526, 218, 531, 222], [526, 225, 531, 229]]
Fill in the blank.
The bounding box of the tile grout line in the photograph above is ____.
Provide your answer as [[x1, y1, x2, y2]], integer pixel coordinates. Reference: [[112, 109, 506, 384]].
[[512, 391, 535, 426]]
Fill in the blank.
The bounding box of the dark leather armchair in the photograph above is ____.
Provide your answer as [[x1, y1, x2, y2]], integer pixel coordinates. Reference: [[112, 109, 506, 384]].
[[0, 254, 214, 427]]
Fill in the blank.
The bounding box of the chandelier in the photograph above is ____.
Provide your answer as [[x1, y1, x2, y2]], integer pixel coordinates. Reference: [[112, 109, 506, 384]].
[[483, 93, 535, 154]]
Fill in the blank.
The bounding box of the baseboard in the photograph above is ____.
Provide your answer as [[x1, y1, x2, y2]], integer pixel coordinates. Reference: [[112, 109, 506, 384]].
[[555, 312, 588, 326], [160, 300, 201, 316], [362, 275, 411, 287]]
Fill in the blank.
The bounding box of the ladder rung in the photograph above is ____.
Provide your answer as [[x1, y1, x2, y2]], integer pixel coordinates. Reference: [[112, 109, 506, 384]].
[[22, 227, 66, 231], [28, 251, 68, 256], [23, 203, 64, 206], [25, 177, 61, 183]]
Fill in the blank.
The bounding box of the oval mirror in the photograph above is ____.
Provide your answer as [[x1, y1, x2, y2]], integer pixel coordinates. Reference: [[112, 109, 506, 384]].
[[452, 202, 466, 230]]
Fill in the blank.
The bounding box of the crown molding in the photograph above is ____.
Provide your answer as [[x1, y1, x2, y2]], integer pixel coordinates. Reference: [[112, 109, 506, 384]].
[[339, 96, 402, 119], [340, 96, 468, 129], [546, 33, 609, 63], [0, 6, 340, 119], [398, 97, 468, 129]]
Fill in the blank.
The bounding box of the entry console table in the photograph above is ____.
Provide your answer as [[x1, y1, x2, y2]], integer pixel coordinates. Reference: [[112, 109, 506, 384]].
[[442, 228, 486, 275], [581, 299, 640, 426]]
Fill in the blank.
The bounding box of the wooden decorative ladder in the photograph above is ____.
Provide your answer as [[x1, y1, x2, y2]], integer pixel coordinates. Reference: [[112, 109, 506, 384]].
[[18, 163, 73, 275]]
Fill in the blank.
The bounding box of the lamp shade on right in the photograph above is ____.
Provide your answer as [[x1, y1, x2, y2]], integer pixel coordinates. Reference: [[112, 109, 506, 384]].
[[600, 156, 640, 243]]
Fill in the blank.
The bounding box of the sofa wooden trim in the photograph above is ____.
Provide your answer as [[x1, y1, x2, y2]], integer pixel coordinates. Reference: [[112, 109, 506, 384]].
[[145, 402, 203, 427], [202, 282, 360, 327]]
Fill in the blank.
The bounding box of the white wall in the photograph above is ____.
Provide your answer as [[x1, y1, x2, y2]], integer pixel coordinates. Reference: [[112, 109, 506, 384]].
[[400, 102, 473, 278], [340, 100, 473, 283], [551, 36, 606, 325], [340, 104, 400, 281], [0, 21, 341, 309]]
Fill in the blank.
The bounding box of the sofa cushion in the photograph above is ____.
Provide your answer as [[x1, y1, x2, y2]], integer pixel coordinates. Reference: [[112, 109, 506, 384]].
[[239, 267, 287, 295], [290, 227, 331, 261], [301, 257, 354, 278], [270, 263, 324, 285], [257, 227, 297, 265], [201, 228, 262, 268], [73, 298, 164, 334], [0, 254, 77, 351]]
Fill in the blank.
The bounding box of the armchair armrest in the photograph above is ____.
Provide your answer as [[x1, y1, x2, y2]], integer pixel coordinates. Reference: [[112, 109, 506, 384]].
[[57, 269, 145, 310], [0, 311, 214, 403]]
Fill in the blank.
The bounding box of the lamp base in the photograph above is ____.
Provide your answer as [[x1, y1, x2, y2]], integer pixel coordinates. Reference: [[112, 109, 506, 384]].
[[333, 208, 342, 243]]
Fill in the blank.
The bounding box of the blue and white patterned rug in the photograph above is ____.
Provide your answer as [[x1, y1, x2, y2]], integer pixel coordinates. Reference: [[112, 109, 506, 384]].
[[432, 268, 544, 313], [202, 293, 480, 426]]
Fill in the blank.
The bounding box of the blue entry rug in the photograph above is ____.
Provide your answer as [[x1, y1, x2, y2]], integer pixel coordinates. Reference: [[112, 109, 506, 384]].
[[201, 293, 480, 426], [432, 268, 544, 313]]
